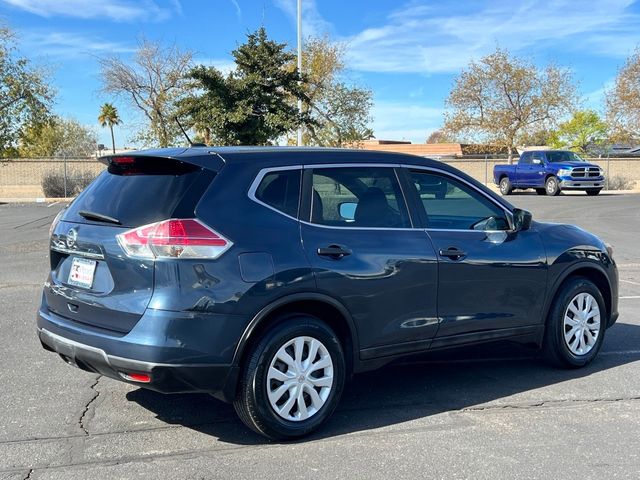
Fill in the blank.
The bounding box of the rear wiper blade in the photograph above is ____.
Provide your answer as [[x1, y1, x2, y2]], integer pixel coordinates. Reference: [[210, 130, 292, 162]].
[[78, 210, 121, 225]]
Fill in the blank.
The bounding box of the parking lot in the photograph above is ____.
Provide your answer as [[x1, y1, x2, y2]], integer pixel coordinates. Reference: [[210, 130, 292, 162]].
[[1, 192, 639, 479]]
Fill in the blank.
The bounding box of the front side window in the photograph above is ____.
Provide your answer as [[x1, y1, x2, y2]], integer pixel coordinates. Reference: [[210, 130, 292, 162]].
[[310, 167, 410, 228], [531, 152, 545, 164], [254, 169, 301, 218], [409, 170, 509, 231]]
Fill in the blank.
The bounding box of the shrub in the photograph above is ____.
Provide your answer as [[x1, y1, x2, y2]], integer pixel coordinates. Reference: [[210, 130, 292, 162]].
[[74, 170, 96, 191], [41, 170, 98, 197], [607, 175, 636, 191], [41, 172, 73, 197]]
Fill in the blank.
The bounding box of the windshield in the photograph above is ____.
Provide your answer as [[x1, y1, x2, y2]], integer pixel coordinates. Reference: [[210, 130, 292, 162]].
[[546, 151, 586, 163]]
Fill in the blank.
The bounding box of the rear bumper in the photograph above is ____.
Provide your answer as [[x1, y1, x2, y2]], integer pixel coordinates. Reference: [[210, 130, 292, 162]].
[[36, 305, 247, 401], [38, 327, 238, 399]]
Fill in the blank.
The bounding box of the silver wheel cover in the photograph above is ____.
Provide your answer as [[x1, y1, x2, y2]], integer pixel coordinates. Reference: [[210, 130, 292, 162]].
[[563, 292, 601, 356], [266, 336, 334, 421]]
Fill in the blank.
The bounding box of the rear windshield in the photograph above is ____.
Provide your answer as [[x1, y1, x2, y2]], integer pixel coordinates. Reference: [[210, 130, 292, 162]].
[[65, 158, 215, 227]]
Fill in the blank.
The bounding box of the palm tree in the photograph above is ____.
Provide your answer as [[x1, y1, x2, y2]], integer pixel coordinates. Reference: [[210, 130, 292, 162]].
[[98, 103, 121, 154]]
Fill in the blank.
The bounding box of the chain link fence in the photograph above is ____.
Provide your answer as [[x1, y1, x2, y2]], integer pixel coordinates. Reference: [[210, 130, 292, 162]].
[[0, 158, 105, 199], [1, 156, 639, 200]]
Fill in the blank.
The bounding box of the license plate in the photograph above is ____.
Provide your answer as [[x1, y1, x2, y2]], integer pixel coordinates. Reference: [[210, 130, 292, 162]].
[[67, 258, 97, 289]]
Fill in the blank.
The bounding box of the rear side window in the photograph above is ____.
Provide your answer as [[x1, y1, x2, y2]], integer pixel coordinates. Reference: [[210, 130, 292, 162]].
[[254, 169, 301, 218], [65, 157, 215, 227], [309, 167, 411, 228]]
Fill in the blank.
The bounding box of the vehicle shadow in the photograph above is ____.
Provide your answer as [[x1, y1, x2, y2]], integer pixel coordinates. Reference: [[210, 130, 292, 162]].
[[126, 321, 639, 445]]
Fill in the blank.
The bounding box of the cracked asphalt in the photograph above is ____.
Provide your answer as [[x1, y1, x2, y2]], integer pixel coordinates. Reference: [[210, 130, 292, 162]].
[[1, 192, 639, 479]]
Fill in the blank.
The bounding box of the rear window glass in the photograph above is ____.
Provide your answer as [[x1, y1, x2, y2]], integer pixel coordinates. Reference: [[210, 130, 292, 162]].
[[65, 158, 215, 227], [254, 169, 301, 218]]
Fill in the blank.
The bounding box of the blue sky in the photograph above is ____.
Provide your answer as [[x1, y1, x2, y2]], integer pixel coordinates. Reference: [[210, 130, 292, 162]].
[[1, 0, 639, 147]]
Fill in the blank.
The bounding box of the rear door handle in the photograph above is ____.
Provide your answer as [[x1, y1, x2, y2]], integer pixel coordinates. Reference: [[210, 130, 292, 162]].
[[439, 247, 466, 260], [317, 245, 351, 259]]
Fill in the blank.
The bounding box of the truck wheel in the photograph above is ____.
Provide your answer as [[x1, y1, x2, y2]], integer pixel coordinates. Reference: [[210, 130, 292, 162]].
[[233, 316, 345, 440], [586, 189, 601, 196], [535, 189, 546, 195], [499, 177, 513, 195], [543, 277, 606, 368], [545, 176, 560, 196]]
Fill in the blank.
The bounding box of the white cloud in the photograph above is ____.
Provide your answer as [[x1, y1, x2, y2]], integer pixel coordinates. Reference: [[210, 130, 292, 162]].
[[0, 0, 179, 22], [372, 101, 444, 143], [583, 78, 616, 112], [273, 0, 333, 37], [229, 0, 241, 20], [22, 31, 135, 58], [193, 58, 236, 75], [345, 0, 639, 74]]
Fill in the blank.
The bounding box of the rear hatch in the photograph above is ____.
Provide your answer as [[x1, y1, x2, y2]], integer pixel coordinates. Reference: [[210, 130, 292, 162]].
[[44, 154, 217, 334]]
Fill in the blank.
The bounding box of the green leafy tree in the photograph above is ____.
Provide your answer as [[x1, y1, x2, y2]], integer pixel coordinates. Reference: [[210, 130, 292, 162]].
[[548, 110, 608, 155], [98, 103, 121, 154], [0, 25, 54, 156], [297, 37, 373, 146], [444, 48, 576, 162], [181, 27, 306, 145], [517, 127, 554, 147], [99, 39, 193, 148], [19, 117, 97, 158]]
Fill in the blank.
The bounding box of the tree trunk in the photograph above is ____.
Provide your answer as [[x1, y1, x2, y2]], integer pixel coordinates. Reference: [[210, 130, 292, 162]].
[[508, 144, 513, 164], [110, 125, 116, 154]]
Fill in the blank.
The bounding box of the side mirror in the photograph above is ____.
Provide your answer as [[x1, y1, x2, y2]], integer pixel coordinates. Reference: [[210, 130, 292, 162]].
[[512, 208, 533, 231], [339, 202, 357, 221]]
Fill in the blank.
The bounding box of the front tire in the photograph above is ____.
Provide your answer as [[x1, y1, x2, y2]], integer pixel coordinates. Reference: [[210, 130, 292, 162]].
[[545, 176, 560, 196], [543, 277, 606, 368], [234, 316, 346, 440], [499, 177, 513, 195], [586, 189, 601, 196]]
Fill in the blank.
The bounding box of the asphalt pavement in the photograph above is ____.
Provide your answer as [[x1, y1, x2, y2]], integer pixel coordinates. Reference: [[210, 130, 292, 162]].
[[1, 192, 639, 479]]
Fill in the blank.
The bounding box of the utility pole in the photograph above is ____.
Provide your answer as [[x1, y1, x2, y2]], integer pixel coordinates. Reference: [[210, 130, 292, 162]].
[[296, 0, 303, 146]]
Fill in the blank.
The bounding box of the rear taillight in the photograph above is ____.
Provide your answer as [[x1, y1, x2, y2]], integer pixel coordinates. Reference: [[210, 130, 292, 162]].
[[116, 219, 232, 259], [49, 208, 66, 237]]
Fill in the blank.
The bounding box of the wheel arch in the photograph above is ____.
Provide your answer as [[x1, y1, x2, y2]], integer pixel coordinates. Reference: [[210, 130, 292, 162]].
[[231, 292, 359, 380], [543, 262, 613, 327]]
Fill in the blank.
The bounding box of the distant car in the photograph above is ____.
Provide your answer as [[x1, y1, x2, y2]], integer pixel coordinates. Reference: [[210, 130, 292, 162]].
[[494, 150, 605, 196], [38, 147, 618, 440]]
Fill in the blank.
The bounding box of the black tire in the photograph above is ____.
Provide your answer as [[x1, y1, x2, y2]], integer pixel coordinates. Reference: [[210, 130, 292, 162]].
[[233, 316, 346, 440], [535, 188, 546, 195], [586, 189, 601, 196], [499, 177, 513, 195], [545, 176, 560, 196], [543, 277, 607, 368]]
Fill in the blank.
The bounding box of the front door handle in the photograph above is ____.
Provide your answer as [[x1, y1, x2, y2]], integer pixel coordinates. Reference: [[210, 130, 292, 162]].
[[317, 245, 351, 259], [439, 247, 466, 260]]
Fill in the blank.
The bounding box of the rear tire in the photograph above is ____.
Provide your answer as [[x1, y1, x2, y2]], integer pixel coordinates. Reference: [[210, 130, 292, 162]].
[[535, 188, 546, 195], [586, 189, 601, 196], [545, 176, 560, 196], [233, 316, 345, 440], [499, 177, 513, 195], [543, 277, 606, 368]]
